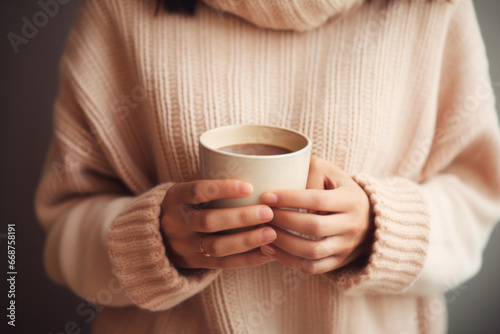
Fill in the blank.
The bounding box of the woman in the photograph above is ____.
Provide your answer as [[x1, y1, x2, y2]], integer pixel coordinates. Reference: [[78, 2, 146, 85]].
[[36, 0, 500, 333]]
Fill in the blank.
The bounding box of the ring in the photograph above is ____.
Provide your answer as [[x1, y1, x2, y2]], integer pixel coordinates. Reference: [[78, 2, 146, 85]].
[[199, 237, 211, 257]]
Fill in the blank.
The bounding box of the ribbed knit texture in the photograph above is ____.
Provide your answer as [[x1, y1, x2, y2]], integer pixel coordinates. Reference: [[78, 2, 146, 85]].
[[331, 175, 430, 293], [35, 0, 500, 333]]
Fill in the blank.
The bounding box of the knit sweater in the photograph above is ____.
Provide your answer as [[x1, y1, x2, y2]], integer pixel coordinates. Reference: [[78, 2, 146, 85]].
[[35, 0, 500, 333]]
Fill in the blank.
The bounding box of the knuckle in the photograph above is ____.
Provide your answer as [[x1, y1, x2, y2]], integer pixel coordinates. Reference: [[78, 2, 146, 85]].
[[346, 187, 365, 210], [308, 216, 324, 237], [345, 222, 360, 236], [352, 222, 363, 235], [346, 201, 357, 212], [300, 260, 317, 275], [199, 212, 215, 232], [306, 244, 326, 259], [313, 192, 330, 208], [219, 179, 233, 191], [242, 234, 258, 249], [191, 182, 205, 203], [208, 240, 223, 257], [354, 187, 366, 202], [237, 209, 250, 227]]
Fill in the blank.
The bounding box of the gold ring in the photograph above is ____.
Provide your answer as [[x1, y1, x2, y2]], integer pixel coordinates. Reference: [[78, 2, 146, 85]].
[[199, 237, 211, 257]]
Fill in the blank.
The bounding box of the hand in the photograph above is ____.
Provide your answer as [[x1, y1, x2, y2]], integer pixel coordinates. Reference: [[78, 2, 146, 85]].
[[160, 179, 277, 269], [260, 157, 373, 274]]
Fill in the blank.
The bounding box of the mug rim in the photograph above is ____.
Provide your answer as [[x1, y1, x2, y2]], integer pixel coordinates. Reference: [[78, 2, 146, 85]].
[[199, 124, 312, 159]]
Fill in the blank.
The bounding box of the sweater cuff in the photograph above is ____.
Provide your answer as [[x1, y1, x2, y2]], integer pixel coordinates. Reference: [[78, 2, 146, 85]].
[[107, 183, 220, 311], [328, 174, 430, 294]]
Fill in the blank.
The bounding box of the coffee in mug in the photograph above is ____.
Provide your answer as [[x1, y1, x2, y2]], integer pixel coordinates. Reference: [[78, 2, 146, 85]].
[[218, 143, 293, 156]]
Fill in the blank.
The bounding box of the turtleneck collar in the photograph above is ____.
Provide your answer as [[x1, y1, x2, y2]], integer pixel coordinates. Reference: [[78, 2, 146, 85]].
[[202, 0, 364, 31]]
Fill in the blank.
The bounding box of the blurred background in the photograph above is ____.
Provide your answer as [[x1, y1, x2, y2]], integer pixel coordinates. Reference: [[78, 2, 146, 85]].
[[1, 1, 499, 333]]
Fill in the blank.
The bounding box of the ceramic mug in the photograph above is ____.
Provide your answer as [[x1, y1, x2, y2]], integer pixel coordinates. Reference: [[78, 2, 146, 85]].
[[199, 124, 312, 208]]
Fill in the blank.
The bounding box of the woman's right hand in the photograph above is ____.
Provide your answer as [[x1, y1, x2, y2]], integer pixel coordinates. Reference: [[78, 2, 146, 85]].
[[160, 179, 277, 269]]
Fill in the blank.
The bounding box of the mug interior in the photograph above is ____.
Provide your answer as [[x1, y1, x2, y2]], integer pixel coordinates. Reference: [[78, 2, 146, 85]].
[[200, 125, 310, 156]]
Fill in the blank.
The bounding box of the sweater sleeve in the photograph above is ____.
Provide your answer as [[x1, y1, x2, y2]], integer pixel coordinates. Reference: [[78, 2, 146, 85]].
[[106, 184, 221, 311], [328, 0, 500, 295], [35, 0, 219, 310]]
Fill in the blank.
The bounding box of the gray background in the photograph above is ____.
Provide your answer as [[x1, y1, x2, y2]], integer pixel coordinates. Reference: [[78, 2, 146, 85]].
[[0, 1, 499, 333]]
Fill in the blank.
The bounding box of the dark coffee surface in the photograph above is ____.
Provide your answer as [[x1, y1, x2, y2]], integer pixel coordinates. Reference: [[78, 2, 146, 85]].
[[219, 143, 293, 156]]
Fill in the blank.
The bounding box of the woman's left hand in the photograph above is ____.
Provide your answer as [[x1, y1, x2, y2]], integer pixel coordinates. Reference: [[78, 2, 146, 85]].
[[260, 157, 373, 274]]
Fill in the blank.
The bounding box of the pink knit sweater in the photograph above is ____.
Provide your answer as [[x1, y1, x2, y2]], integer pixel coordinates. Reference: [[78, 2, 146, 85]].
[[35, 0, 500, 333]]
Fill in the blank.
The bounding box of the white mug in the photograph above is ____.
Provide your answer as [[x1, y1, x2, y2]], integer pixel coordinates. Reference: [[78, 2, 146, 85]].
[[199, 124, 312, 208]]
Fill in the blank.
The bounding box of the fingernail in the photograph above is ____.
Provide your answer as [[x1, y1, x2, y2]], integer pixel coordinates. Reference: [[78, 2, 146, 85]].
[[262, 193, 278, 204], [261, 245, 275, 255], [260, 228, 276, 242], [259, 207, 273, 221], [238, 182, 253, 194]]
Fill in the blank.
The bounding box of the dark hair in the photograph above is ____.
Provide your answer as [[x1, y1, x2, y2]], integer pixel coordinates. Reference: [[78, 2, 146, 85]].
[[156, 0, 447, 15], [156, 0, 197, 14]]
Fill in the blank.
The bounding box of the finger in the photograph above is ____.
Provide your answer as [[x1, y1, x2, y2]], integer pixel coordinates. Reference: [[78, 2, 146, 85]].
[[171, 179, 253, 205], [200, 226, 277, 257], [260, 244, 344, 274], [306, 177, 324, 190], [188, 205, 273, 232], [306, 161, 325, 190], [308, 157, 354, 188], [192, 248, 275, 270], [271, 228, 342, 259], [262, 187, 356, 212], [305, 169, 326, 215], [271, 208, 345, 237]]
